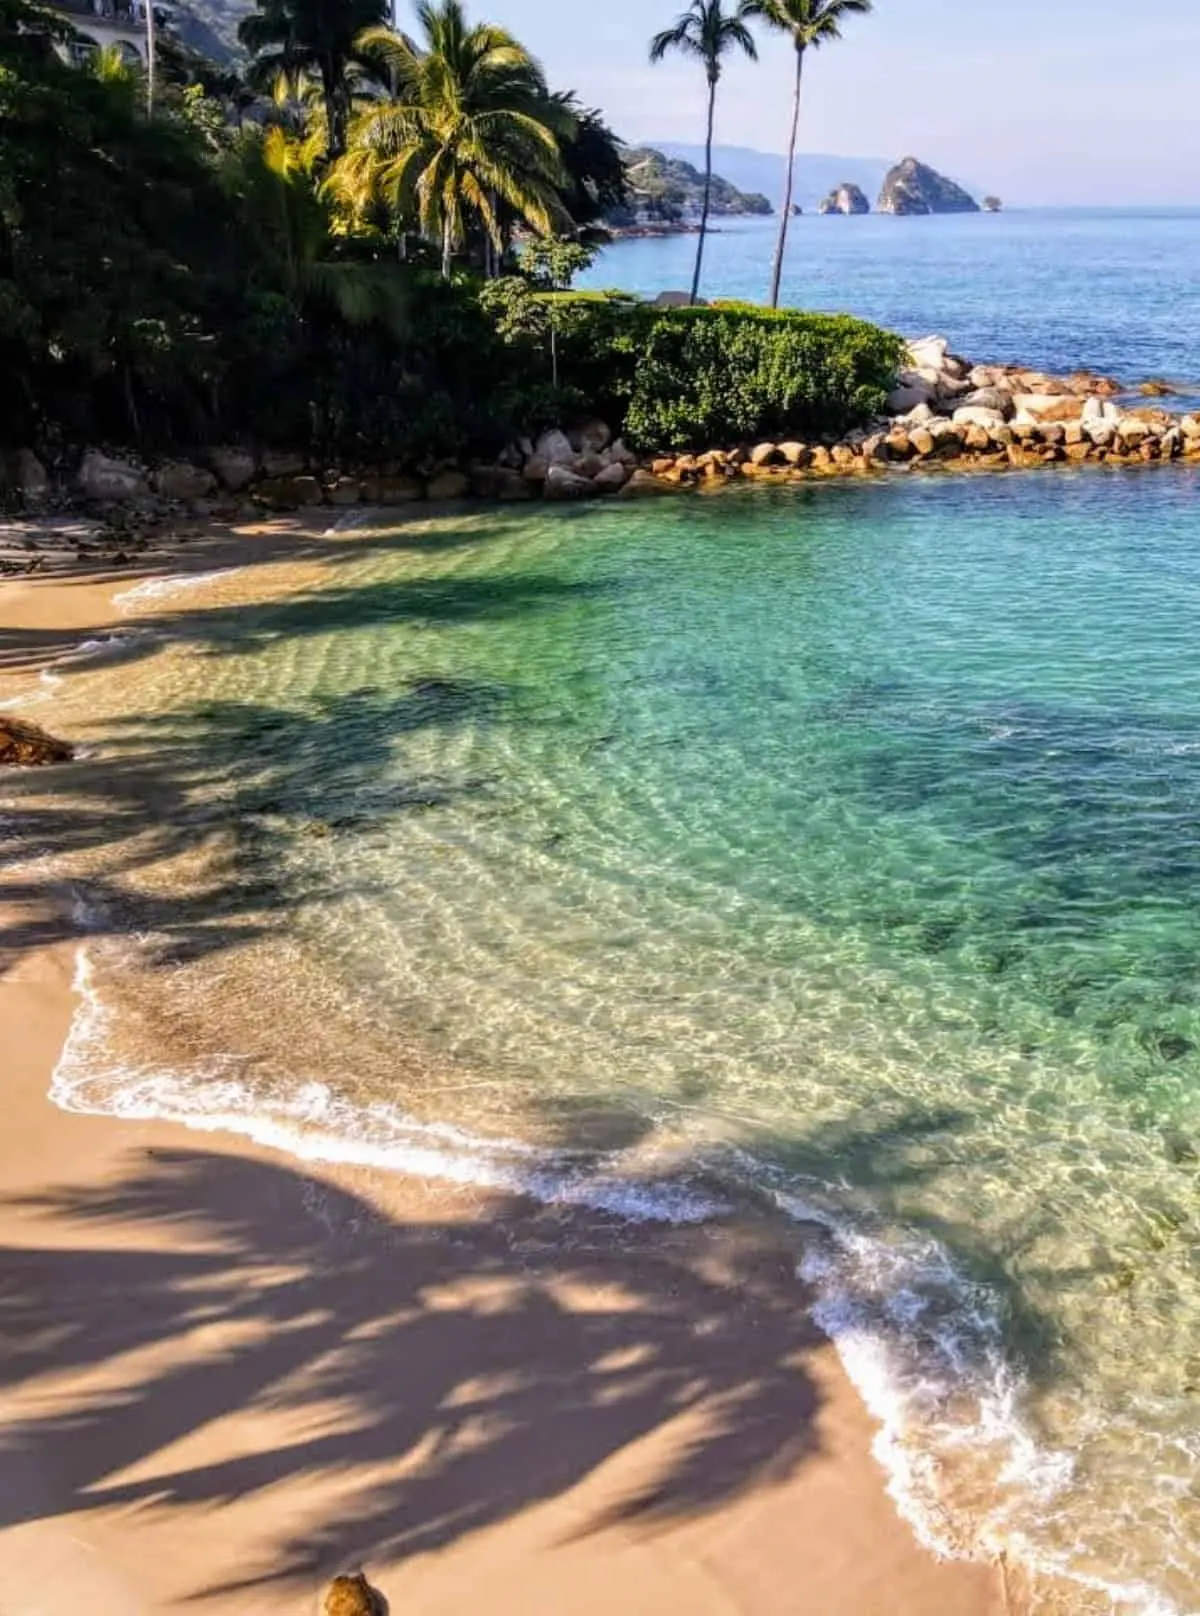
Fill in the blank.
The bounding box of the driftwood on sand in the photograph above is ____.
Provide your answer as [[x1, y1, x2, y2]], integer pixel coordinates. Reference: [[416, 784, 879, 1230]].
[[0, 715, 74, 767]]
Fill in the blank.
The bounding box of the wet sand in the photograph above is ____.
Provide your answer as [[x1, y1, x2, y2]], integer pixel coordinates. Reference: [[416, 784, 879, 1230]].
[[0, 515, 1019, 1614]]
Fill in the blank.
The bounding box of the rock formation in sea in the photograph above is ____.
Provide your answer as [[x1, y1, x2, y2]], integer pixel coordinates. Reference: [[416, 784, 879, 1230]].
[[818, 184, 871, 216], [983, 196, 1002, 213], [877, 157, 980, 215]]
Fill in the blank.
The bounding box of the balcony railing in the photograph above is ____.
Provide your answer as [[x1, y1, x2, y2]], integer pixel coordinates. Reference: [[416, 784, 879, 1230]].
[[51, 0, 149, 28]]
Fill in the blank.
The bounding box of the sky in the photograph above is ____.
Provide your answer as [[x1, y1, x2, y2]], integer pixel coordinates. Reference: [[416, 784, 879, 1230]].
[[456, 0, 1200, 207]]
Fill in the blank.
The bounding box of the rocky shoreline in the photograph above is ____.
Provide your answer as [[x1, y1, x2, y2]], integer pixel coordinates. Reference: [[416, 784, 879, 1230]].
[[3, 337, 1197, 531]]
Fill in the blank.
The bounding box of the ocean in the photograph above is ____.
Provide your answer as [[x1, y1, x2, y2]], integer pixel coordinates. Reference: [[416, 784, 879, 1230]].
[[580, 209, 1200, 387], [9, 209, 1200, 1614]]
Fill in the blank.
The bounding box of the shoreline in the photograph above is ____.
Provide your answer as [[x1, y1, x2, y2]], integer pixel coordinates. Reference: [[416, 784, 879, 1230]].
[[0, 511, 1076, 1614]]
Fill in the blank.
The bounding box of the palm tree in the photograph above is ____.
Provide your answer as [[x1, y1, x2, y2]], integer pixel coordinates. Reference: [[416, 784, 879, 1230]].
[[649, 0, 757, 305], [338, 0, 568, 278], [239, 0, 387, 160], [752, 0, 872, 307]]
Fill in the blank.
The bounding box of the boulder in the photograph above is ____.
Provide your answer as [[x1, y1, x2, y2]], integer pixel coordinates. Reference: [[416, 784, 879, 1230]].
[[749, 442, 782, 467], [654, 291, 707, 309], [962, 424, 992, 451], [897, 402, 937, 427], [609, 438, 638, 467], [1083, 423, 1116, 449], [962, 387, 1012, 415], [593, 461, 630, 493], [1116, 418, 1151, 443], [572, 420, 611, 454], [888, 384, 937, 415], [257, 474, 324, 508], [906, 336, 950, 371], [1011, 395, 1083, 424], [534, 429, 577, 467], [544, 465, 595, 501], [427, 469, 470, 501], [777, 441, 809, 466], [325, 476, 362, 506], [618, 469, 679, 498], [77, 451, 147, 501], [207, 447, 257, 492], [1161, 428, 1183, 458], [571, 451, 607, 479], [1179, 415, 1200, 440], [260, 450, 306, 477], [953, 406, 1008, 430], [152, 460, 217, 502], [879, 158, 980, 215], [0, 715, 74, 767], [522, 455, 550, 483], [360, 475, 424, 504], [885, 432, 914, 460], [909, 427, 936, 458], [4, 448, 49, 503], [861, 434, 891, 464], [1082, 397, 1122, 426], [1036, 422, 1066, 445]]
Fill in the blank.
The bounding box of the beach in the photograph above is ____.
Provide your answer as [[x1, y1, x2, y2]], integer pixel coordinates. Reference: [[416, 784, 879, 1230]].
[[0, 522, 1016, 1616]]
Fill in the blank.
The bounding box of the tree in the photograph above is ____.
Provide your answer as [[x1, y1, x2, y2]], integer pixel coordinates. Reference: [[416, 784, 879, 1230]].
[[549, 94, 628, 238], [238, 0, 387, 160], [649, 0, 757, 306], [751, 0, 872, 308], [337, 0, 568, 278]]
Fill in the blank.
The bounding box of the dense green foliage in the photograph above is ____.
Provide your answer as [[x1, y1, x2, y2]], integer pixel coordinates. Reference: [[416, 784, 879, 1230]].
[[0, 0, 898, 466], [483, 288, 903, 449]]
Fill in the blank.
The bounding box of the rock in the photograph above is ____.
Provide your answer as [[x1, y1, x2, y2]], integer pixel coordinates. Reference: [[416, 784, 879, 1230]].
[[962, 387, 1012, 415], [609, 438, 638, 467], [534, 429, 576, 467], [862, 434, 891, 464], [593, 461, 630, 492], [818, 183, 871, 215], [983, 196, 1002, 213], [152, 461, 217, 501], [897, 402, 938, 427], [321, 1572, 386, 1616], [0, 716, 74, 767], [778, 441, 811, 467], [1139, 379, 1176, 397], [1084, 423, 1116, 449], [1064, 422, 1085, 446], [1161, 428, 1183, 458], [749, 442, 782, 467], [953, 406, 1008, 430], [6, 448, 49, 502], [573, 420, 611, 454], [257, 474, 324, 508], [1011, 395, 1084, 424], [206, 447, 257, 492], [260, 450, 306, 477], [888, 385, 937, 415], [325, 476, 362, 506], [360, 475, 424, 504], [653, 290, 707, 308], [906, 336, 949, 371], [830, 444, 857, 467], [77, 451, 147, 501], [879, 159, 980, 215], [1179, 416, 1200, 440], [571, 452, 607, 479], [1065, 441, 1092, 462], [885, 431, 914, 460], [427, 469, 470, 500], [1036, 422, 1066, 445], [963, 424, 992, 451], [909, 427, 936, 458], [1117, 417, 1151, 442], [544, 465, 595, 501], [522, 454, 551, 484], [618, 468, 678, 498]]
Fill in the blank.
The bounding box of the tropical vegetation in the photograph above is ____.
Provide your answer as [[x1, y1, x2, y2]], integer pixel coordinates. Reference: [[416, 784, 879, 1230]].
[[0, 0, 897, 473], [649, 0, 758, 305], [751, 0, 874, 307]]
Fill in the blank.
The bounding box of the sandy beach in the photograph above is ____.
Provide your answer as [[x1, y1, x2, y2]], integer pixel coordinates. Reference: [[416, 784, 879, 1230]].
[[1, 516, 1019, 1615]]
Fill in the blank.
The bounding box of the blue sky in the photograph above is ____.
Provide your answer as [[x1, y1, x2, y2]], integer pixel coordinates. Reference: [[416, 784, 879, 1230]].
[[445, 0, 1200, 206]]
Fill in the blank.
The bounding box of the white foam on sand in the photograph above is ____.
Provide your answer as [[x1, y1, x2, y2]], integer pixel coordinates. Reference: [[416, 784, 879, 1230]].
[[46, 933, 1183, 1616], [114, 569, 243, 612]]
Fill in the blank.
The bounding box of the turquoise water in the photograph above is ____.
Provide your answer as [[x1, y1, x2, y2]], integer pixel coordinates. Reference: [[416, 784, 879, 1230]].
[[34, 468, 1200, 1611], [581, 210, 1200, 387]]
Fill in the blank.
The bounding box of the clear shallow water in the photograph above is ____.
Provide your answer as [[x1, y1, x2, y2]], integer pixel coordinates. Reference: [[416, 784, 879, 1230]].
[[581, 210, 1200, 387], [16, 470, 1200, 1612]]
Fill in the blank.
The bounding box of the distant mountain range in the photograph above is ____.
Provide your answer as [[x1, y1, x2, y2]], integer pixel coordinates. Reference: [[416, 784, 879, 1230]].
[[650, 144, 893, 214]]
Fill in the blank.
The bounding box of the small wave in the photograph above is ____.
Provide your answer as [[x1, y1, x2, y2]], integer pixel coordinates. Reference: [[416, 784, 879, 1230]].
[[114, 569, 242, 612], [47, 938, 1184, 1616]]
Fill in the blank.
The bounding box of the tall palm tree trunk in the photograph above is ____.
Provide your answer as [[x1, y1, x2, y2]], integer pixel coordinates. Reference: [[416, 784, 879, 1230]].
[[691, 74, 718, 306], [442, 217, 453, 279], [144, 0, 156, 113], [769, 44, 805, 309]]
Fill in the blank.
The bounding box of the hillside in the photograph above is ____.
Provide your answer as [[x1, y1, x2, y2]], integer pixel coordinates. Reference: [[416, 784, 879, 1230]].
[[650, 143, 890, 215], [608, 148, 773, 228]]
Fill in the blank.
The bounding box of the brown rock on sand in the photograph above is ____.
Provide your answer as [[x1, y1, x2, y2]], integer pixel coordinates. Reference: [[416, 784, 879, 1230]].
[[321, 1571, 386, 1616], [0, 716, 74, 767]]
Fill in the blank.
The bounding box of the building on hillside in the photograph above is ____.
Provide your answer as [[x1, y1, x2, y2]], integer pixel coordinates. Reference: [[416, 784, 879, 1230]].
[[46, 0, 172, 67]]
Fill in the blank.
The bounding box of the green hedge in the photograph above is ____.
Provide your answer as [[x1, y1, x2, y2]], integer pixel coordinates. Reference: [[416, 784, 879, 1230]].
[[486, 288, 903, 452]]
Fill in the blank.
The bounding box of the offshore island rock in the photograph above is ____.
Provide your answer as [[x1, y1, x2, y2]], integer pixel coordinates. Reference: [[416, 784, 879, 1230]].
[[877, 157, 980, 215], [818, 183, 871, 216]]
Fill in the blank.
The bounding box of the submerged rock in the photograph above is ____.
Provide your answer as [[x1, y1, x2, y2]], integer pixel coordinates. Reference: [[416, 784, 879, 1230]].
[[0, 716, 74, 767], [877, 157, 980, 215], [76, 450, 148, 501]]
